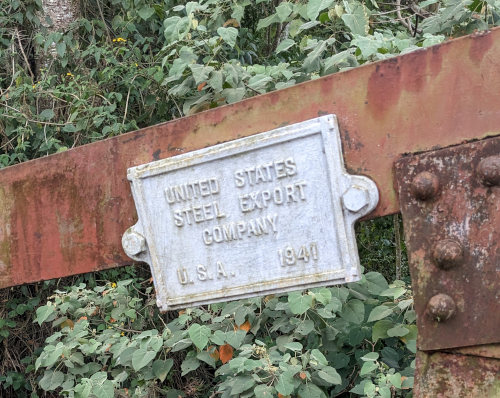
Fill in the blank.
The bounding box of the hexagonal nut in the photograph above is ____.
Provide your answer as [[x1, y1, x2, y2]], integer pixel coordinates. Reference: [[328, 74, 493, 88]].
[[122, 230, 147, 257], [342, 186, 369, 213]]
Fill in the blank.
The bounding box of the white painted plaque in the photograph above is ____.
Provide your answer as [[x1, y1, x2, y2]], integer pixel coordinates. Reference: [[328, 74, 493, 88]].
[[123, 115, 378, 311]]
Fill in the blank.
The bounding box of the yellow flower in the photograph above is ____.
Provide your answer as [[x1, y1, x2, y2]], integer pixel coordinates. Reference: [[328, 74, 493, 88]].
[[114, 37, 127, 43], [121, 332, 125, 336], [134, 63, 138, 67], [111, 282, 117, 288], [66, 72, 73, 77]]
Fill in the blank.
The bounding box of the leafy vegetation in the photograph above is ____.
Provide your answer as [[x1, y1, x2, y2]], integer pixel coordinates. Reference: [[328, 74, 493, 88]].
[[1, 0, 498, 396]]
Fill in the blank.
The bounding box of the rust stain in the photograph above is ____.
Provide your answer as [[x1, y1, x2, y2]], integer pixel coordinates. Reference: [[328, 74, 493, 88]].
[[469, 30, 493, 64], [415, 350, 500, 398], [395, 136, 500, 351]]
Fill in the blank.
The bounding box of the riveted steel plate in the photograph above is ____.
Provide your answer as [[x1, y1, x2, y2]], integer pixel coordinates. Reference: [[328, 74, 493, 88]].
[[124, 115, 378, 311], [395, 136, 500, 351]]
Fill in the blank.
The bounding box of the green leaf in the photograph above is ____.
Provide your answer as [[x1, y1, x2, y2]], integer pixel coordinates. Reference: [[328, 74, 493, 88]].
[[188, 323, 211, 350], [340, 299, 365, 324], [284, 342, 303, 351], [247, 74, 272, 92], [153, 359, 173, 382], [164, 16, 190, 43], [254, 384, 276, 397], [361, 352, 379, 361], [56, 42, 66, 58], [276, 2, 293, 22], [310, 349, 328, 366], [342, 3, 370, 36], [313, 288, 332, 305], [297, 383, 327, 398], [372, 319, 394, 341], [138, 6, 155, 20], [360, 361, 378, 375], [387, 325, 410, 337], [39, 109, 55, 122], [132, 349, 156, 371], [307, 0, 335, 20], [317, 366, 341, 385], [181, 356, 200, 376], [276, 38, 296, 54], [226, 330, 246, 349], [365, 272, 390, 295], [288, 291, 313, 315], [231, 376, 255, 394], [275, 371, 294, 396], [368, 305, 394, 322], [388, 372, 402, 388], [217, 27, 238, 48], [35, 305, 55, 325], [39, 370, 64, 391], [257, 14, 279, 30]]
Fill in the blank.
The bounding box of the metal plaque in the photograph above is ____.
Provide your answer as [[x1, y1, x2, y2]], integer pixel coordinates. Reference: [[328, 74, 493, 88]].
[[123, 115, 378, 311]]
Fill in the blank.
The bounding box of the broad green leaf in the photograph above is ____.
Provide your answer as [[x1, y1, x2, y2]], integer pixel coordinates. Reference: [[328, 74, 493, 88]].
[[39, 109, 55, 122], [231, 376, 255, 394], [361, 352, 379, 361], [360, 361, 378, 375], [284, 342, 303, 351], [297, 383, 327, 398], [368, 305, 394, 322], [288, 291, 313, 315], [372, 319, 394, 341], [310, 349, 328, 366], [153, 359, 173, 382], [317, 366, 341, 385], [297, 20, 320, 34], [388, 372, 402, 388], [91, 379, 114, 398], [138, 6, 155, 20], [342, 3, 370, 36], [247, 74, 272, 92], [257, 14, 279, 30], [35, 305, 55, 325], [188, 323, 211, 350], [222, 88, 245, 103], [312, 288, 332, 305], [295, 319, 315, 335], [275, 371, 294, 396], [276, 38, 296, 54], [276, 2, 293, 21], [380, 286, 406, 299], [181, 356, 200, 376], [254, 384, 276, 397], [217, 27, 238, 48], [351, 35, 381, 58], [387, 325, 410, 337], [210, 330, 226, 345], [56, 42, 66, 58], [340, 299, 365, 324], [132, 349, 156, 371], [39, 370, 65, 391], [307, 0, 335, 20], [164, 16, 190, 43], [225, 330, 246, 349]]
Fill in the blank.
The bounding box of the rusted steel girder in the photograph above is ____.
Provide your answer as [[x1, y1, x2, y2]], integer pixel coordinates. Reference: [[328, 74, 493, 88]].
[[1, 28, 500, 288]]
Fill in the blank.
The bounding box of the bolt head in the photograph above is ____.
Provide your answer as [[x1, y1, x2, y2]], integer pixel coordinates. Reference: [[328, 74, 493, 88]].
[[427, 293, 456, 322], [342, 186, 369, 213], [432, 239, 463, 270], [478, 156, 500, 186], [411, 171, 440, 201], [122, 230, 146, 257]]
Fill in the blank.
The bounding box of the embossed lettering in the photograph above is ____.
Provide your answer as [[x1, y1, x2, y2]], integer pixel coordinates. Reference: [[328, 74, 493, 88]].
[[197, 265, 208, 281], [174, 201, 226, 227], [165, 177, 220, 204], [238, 181, 307, 213], [234, 158, 298, 187], [203, 214, 278, 245], [177, 267, 190, 285]]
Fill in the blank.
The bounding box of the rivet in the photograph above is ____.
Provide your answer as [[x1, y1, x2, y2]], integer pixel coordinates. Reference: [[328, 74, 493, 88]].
[[427, 293, 456, 322], [478, 156, 500, 186], [411, 171, 439, 201], [122, 230, 147, 257], [432, 239, 463, 270]]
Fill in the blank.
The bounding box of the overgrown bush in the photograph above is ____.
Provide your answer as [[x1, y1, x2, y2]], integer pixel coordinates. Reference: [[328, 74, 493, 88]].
[[30, 269, 415, 397]]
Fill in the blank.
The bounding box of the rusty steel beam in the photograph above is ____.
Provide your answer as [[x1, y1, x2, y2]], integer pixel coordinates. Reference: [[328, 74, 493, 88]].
[[1, 28, 500, 288]]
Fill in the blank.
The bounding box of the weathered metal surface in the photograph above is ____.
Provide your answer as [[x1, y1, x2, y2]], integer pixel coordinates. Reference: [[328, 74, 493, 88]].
[[414, 350, 500, 398], [395, 136, 500, 351], [1, 28, 500, 288], [124, 116, 378, 310]]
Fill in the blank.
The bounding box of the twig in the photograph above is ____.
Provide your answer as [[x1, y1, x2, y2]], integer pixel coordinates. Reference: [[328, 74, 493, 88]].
[[394, 213, 402, 280], [122, 75, 138, 126], [15, 28, 35, 80]]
